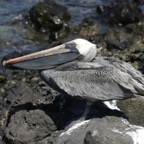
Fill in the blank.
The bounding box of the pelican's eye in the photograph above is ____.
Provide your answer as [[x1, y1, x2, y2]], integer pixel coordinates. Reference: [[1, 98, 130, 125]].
[[65, 42, 77, 51]]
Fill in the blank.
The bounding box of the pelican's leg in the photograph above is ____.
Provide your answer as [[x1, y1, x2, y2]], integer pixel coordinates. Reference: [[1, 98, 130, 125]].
[[65, 101, 92, 130], [80, 101, 93, 120]]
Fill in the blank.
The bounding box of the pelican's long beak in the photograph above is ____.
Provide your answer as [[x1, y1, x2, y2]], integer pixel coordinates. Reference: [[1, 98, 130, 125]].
[[2, 40, 82, 70]]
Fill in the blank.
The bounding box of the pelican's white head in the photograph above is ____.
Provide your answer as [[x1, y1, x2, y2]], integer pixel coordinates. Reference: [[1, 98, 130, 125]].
[[70, 38, 97, 61]]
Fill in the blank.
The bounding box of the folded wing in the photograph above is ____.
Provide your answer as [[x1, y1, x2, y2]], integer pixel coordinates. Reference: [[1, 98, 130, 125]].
[[40, 57, 144, 101]]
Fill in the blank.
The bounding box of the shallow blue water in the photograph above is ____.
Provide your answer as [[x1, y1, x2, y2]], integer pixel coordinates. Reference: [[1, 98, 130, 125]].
[[53, 0, 111, 24], [0, 0, 42, 57]]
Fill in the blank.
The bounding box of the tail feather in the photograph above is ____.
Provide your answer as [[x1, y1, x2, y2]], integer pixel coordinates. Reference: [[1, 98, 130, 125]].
[[133, 80, 144, 96], [134, 94, 144, 99]]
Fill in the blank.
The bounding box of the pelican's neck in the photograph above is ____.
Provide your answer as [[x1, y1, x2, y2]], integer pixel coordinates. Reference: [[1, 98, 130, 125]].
[[82, 45, 97, 62]]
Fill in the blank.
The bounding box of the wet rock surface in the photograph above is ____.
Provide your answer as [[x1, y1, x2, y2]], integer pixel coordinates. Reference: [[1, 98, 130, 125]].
[[26, 1, 71, 40], [1, 0, 144, 144], [97, 0, 143, 25]]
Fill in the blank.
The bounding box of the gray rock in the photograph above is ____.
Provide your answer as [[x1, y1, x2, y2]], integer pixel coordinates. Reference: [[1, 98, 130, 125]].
[[4, 109, 57, 144], [56, 116, 144, 144]]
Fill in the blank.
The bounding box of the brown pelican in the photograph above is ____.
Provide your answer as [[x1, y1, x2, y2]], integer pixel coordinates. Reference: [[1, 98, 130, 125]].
[[2, 38, 144, 119]]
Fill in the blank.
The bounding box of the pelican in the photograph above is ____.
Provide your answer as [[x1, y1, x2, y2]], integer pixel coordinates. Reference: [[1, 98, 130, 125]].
[[3, 38, 144, 119]]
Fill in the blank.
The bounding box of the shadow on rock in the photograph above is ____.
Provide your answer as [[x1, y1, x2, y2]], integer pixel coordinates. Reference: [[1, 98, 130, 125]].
[[2, 82, 128, 144], [3, 97, 128, 144]]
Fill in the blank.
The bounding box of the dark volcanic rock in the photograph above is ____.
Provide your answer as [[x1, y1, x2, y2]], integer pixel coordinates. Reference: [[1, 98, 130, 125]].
[[106, 40, 130, 50], [56, 116, 144, 144], [0, 74, 6, 83], [4, 109, 57, 144], [3, 83, 131, 144], [27, 1, 70, 34], [2, 83, 82, 143], [97, 0, 143, 25], [3, 84, 58, 144], [2, 82, 144, 144]]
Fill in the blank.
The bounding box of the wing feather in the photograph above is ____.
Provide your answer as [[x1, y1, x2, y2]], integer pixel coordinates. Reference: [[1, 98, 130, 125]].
[[40, 57, 144, 101], [41, 63, 139, 101], [95, 57, 144, 85]]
